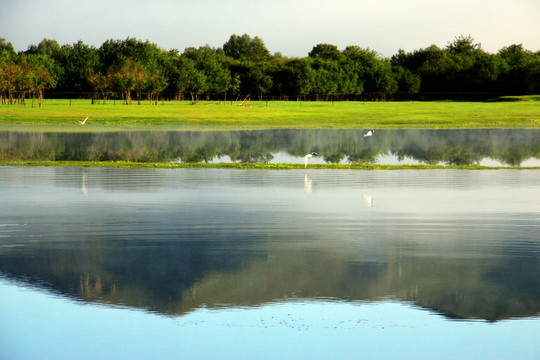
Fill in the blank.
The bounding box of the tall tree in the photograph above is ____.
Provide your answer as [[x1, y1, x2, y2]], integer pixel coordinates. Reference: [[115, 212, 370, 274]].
[[0, 38, 15, 55], [1, 61, 20, 104], [282, 58, 315, 98], [25, 38, 61, 57], [310, 57, 340, 98], [183, 46, 232, 101], [87, 68, 111, 103], [97, 38, 168, 102], [173, 54, 208, 103], [223, 34, 270, 62], [26, 54, 61, 107], [309, 43, 342, 61], [342, 46, 397, 96], [247, 63, 273, 100], [0, 39, 16, 103], [55, 41, 99, 94], [498, 44, 540, 94]]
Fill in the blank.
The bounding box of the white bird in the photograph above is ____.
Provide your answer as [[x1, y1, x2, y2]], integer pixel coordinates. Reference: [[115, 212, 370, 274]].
[[363, 129, 374, 137], [304, 152, 318, 168], [79, 116, 89, 125]]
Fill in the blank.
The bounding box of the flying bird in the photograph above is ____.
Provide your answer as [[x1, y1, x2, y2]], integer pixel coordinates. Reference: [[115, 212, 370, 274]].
[[79, 116, 89, 125], [304, 152, 318, 168], [363, 129, 374, 137]]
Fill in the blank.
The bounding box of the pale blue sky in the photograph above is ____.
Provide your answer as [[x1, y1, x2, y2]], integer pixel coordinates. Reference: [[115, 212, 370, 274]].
[[1, 0, 539, 57]]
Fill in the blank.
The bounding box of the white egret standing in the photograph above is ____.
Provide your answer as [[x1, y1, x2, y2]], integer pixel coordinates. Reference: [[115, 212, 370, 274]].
[[304, 152, 318, 168], [79, 116, 89, 125], [363, 129, 374, 137]]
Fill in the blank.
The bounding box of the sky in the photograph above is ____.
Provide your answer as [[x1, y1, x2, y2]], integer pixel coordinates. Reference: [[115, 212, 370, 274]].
[[1, 0, 539, 58]]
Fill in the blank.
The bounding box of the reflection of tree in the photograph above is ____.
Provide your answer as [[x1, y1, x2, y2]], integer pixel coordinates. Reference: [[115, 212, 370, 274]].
[[1, 129, 539, 166], [0, 238, 266, 314], [347, 150, 378, 164], [498, 146, 530, 166], [322, 151, 344, 164], [445, 148, 480, 165], [1, 238, 538, 321], [230, 153, 274, 163]]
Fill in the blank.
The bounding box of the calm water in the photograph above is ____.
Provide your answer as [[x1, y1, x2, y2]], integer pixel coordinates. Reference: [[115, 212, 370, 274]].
[[1, 167, 539, 359], [2, 128, 540, 166]]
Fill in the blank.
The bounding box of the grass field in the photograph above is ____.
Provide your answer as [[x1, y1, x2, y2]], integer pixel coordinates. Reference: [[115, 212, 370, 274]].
[[0, 96, 539, 131]]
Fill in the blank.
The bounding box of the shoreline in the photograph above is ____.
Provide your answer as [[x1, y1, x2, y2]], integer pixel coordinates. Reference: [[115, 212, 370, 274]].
[[2, 161, 539, 170]]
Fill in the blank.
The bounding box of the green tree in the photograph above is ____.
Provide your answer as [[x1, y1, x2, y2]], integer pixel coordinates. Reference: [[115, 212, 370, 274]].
[[223, 34, 270, 62], [247, 63, 273, 100], [307, 44, 345, 97], [498, 44, 536, 67], [183, 46, 232, 101], [1, 61, 20, 104], [309, 43, 342, 61], [25, 38, 61, 57], [88, 68, 111, 103], [342, 46, 397, 97], [0, 38, 15, 55], [26, 54, 61, 107], [275, 58, 315, 99], [4, 54, 61, 106], [391, 65, 421, 95], [394, 45, 455, 95], [107, 59, 145, 104], [55, 41, 99, 93], [311, 58, 340, 98], [498, 44, 540, 94], [0, 39, 16, 103], [446, 35, 481, 56], [174, 54, 208, 103], [97, 38, 168, 102]]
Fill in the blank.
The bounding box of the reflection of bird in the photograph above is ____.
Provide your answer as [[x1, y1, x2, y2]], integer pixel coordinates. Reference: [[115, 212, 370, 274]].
[[304, 152, 318, 167], [363, 194, 373, 207], [363, 129, 374, 137], [81, 173, 88, 195], [304, 174, 313, 193], [79, 116, 89, 125]]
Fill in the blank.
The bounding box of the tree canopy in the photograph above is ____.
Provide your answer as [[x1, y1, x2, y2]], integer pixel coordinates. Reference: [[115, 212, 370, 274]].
[[0, 34, 538, 104]]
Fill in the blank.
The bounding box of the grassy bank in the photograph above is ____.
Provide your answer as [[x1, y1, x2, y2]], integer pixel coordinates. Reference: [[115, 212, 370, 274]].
[[2, 161, 538, 170], [0, 97, 539, 131]]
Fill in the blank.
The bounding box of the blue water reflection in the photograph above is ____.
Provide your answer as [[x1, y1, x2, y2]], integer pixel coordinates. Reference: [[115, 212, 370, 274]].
[[1, 278, 539, 360]]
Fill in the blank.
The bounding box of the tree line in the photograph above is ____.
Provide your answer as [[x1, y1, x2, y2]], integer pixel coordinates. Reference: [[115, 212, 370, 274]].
[[0, 34, 539, 105]]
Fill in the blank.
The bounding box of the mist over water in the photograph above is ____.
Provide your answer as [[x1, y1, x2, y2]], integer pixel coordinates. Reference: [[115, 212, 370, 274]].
[[1, 129, 539, 166]]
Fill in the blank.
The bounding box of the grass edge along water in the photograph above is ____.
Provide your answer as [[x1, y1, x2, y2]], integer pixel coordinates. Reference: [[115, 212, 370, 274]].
[[2, 161, 539, 170]]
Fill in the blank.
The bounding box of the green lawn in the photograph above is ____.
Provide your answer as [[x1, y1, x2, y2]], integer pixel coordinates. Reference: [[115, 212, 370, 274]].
[[0, 97, 539, 131]]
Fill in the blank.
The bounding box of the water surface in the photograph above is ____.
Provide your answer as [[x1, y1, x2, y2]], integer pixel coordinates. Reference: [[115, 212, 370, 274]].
[[0, 167, 539, 359]]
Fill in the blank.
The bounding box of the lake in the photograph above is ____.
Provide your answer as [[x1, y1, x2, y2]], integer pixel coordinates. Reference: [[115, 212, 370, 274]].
[[1, 128, 540, 166], [0, 166, 539, 359]]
